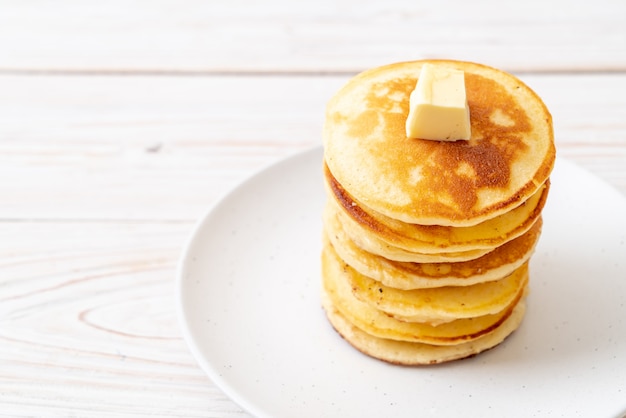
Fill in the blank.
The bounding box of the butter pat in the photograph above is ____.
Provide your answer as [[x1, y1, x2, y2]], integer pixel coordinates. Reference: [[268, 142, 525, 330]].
[[405, 63, 471, 141]]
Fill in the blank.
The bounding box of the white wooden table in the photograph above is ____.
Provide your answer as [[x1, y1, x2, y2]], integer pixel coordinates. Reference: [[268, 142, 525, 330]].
[[1, 1, 625, 416]]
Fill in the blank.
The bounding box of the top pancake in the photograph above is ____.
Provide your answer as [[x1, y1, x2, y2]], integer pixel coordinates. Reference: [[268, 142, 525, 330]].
[[323, 60, 555, 226]]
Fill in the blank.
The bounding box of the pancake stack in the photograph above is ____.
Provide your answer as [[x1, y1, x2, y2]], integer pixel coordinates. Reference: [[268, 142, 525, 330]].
[[321, 60, 555, 365]]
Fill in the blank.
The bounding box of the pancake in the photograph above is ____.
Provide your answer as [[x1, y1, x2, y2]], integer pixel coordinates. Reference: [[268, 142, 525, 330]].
[[324, 201, 493, 263], [325, 165, 549, 254], [321, 242, 525, 345], [322, 290, 527, 365], [340, 249, 529, 324], [319, 59, 553, 365], [325, 207, 542, 289], [323, 60, 555, 227]]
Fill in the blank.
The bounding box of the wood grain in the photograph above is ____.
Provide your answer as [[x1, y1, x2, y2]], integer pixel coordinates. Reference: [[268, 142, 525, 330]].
[[0, 0, 625, 73]]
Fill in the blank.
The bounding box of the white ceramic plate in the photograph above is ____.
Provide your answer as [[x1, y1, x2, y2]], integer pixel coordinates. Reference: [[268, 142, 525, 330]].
[[177, 147, 626, 418]]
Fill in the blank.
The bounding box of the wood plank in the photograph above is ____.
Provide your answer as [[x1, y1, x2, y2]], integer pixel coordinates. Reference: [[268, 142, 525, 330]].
[[0, 220, 250, 417], [0, 0, 624, 73], [0, 74, 347, 221], [525, 74, 626, 194], [0, 73, 624, 222]]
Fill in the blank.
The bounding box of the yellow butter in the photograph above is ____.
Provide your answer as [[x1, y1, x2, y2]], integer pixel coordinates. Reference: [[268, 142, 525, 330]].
[[405, 63, 471, 141]]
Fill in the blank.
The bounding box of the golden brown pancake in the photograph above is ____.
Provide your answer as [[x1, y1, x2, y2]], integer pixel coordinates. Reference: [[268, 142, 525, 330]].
[[324, 201, 493, 263], [322, 290, 527, 365], [325, 207, 542, 289], [339, 250, 529, 324], [321, 242, 525, 345], [323, 60, 555, 227], [325, 165, 549, 254], [319, 59, 553, 365]]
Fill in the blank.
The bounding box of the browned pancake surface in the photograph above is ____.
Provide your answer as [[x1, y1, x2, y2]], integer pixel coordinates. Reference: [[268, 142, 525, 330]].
[[323, 60, 555, 226], [325, 164, 549, 254], [325, 207, 542, 288]]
